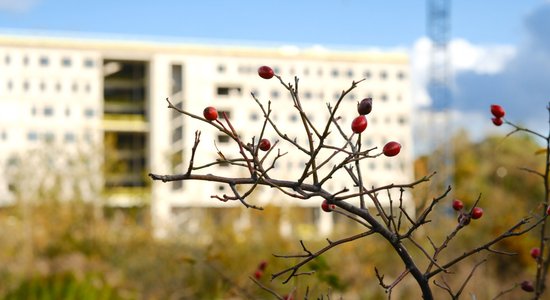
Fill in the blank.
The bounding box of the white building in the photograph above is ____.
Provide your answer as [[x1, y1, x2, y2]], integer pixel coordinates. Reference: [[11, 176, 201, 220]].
[[0, 34, 414, 237]]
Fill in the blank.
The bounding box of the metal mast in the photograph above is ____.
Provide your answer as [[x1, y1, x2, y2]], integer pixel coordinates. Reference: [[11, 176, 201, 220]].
[[427, 0, 453, 190]]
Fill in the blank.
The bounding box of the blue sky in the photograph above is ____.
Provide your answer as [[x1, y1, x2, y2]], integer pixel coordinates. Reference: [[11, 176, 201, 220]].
[[1, 0, 549, 144], [0, 0, 544, 46]]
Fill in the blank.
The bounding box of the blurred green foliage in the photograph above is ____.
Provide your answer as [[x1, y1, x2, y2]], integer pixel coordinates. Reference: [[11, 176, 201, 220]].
[[0, 131, 547, 299]]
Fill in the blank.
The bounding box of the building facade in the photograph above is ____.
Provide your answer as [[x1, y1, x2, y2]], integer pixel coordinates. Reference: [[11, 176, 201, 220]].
[[0, 34, 414, 237]]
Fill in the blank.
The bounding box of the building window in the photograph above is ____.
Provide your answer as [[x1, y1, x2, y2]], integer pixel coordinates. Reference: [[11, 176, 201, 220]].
[[217, 134, 230, 143], [304, 91, 312, 99], [55, 82, 62, 92], [273, 66, 280, 74], [331, 69, 339, 77], [84, 58, 95, 68], [44, 132, 55, 143], [363, 70, 371, 79], [397, 71, 406, 80], [84, 108, 95, 118], [84, 132, 93, 142], [365, 138, 373, 147], [23, 56, 29, 66], [218, 110, 231, 119], [64, 132, 75, 142], [380, 71, 388, 80], [289, 115, 298, 122], [4, 55, 10, 65], [62, 57, 72, 67], [347, 69, 354, 78], [39, 56, 49, 66], [250, 112, 259, 121], [72, 82, 78, 92], [172, 181, 183, 190], [27, 131, 38, 141], [44, 107, 54, 116], [172, 126, 183, 143], [271, 90, 280, 98], [369, 162, 376, 170], [398, 116, 407, 125], [65, 107, 70, 117], [1, 130, 7, 141], [85, 83, 91, 93], [171, 64, 183, 94], [23, 81, 29, 91], [40, 81, 46, 91], [31, 106, 37, 116], [217, 64, 226, 73], [216, 86, 241, 96]]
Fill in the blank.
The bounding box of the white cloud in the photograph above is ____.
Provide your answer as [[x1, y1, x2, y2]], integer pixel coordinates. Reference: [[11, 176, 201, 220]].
[[0, 0, 40, 13], [449, 38, 516, 74], [409, 37, 516, 107]]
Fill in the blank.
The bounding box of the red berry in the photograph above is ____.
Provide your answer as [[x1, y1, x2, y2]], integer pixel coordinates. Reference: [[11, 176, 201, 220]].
[[258, 260, 268, 271], [530, 247, 541, 259], [258, 139, 271, 151], [471, 207, 483, 219], [203, 106, 218, 121], [321, 200, 335, 212], [452, 199, 464, 211], [258, 66, 274, 79], [492, 117, 503, 126], [351, 115, 368, 134], [383, 141, 401, 157], [547, 205, 550, 215], [357, 97, 373, 115], [521, 280, 534, 292], [254, 270, 263, 279], [490, 104, 505, 118], [283, 295, 294, 300]]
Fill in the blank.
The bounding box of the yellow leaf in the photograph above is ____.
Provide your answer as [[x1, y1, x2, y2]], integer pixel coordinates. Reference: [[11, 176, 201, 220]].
[[535, 148, 547, 155]]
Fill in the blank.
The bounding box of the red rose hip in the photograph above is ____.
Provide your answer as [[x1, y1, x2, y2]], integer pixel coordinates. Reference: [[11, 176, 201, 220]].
[[258, 139, 271, 151], [357, 97, 373, 115], [203, 106, 218, 121], [383, 141, 401, 157], [490, 104, 505, 118], [351, 115, 368, 134], [321, 199, 335, 212], [258, 66, 274, 79], [530, 247, 541, 259], [254, 270, 263, 279], [452, 199, 464, 211], [492, 117, 503, 126], [471, 207, 483, 219], [521, 280, 534, 292], [258, 260, 268, 271]]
